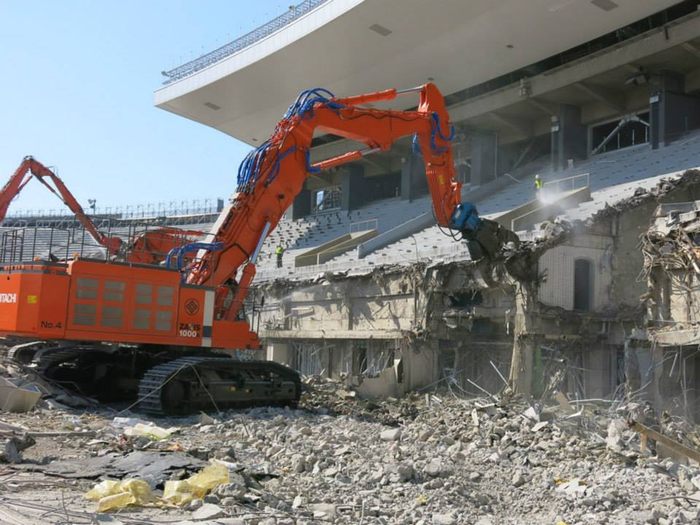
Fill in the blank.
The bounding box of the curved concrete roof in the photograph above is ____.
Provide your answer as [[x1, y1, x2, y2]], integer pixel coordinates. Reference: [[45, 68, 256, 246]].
[[155, 0, 680, 145]]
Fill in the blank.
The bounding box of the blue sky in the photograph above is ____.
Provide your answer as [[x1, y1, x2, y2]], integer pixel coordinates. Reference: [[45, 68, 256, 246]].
[[0, 1, 293, 214]]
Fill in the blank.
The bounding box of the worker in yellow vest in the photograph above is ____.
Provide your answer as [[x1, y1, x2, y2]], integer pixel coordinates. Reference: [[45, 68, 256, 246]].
[[275, 245, 285, 268], [534, 174, 543, 199]]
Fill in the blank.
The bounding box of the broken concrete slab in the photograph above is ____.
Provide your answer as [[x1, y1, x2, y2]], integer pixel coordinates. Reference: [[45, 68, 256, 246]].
[[380, 427, 401, 441], [432, 512, 458, 525], [15, 450, 205, 486], [0, 434, 35, 463], [0, 377, 41, 413], [191, 503, 225, 521]]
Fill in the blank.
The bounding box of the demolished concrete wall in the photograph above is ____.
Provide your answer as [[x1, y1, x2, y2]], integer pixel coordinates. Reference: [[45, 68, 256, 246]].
[[253, 170, 700, 412], [254, 260, 515, 398], [537, 234, 614, 312], [634, 172, 700, 420], [506, 170, 700, 399]]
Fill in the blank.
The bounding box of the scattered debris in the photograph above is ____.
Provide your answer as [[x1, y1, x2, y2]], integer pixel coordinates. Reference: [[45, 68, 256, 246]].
[[0, 377, 41, 412], [0, 368, 698, 523], [0, 433, 35, 463]]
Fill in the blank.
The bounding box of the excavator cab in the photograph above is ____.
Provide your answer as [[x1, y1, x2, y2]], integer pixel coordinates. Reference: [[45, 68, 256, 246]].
[[450, 201, 520, 260]]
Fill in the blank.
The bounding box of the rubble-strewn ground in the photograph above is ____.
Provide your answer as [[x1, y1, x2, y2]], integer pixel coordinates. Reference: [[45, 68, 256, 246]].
[[1, 377, 700, 525]]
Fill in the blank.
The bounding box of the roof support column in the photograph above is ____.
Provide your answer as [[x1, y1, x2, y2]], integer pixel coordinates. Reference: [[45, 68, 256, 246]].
[[470, 130, 498, 186], [400, 154, 428, 202], [650, 71, 700, 148], [341, 164, 366, 212], [291, 184, 311, 220], [551, 104, 586, 171]]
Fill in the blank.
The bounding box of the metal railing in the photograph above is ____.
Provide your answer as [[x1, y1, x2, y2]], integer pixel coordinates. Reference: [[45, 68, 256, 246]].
[[349, 218, 378, 234], [6, 198, 225, 222], [541, 172, 590, 200], [161, 0, 331, 84], [0, 226, 107, 264], [0, 221, 205, 265]]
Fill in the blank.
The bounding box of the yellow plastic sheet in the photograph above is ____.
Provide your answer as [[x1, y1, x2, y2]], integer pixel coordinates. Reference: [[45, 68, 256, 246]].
[[162, 461, 230, 506], [86, 461, 229, 511], [85, 478, 154, 512]]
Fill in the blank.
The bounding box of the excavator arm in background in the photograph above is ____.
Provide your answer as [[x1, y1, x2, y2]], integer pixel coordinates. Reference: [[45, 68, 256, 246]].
[[0, 157, 206, 264], [0, 156, 123, 255], [183, 83, 514, 322], [126, 226, 208, 265]]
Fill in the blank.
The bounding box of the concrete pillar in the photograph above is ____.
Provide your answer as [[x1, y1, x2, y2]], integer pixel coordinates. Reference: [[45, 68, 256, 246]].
[[470, 131, 497, 185], [551, 104, 586, 171], [508, 283, 537, 395], [291, 186, 311, 220], [584, 345, 613, 399], [649, 92, 661, 150], [400, 154, 428, 201], [403, 340, 438, 391], [649, 72, 700, 148], [651, 343, 665, 415], [341, 164, 366, 211]]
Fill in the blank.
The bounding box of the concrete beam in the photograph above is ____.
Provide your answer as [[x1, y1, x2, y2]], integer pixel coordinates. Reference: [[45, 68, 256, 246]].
[[573, 82, 626, 113], [622, 63, 643, 74], [449, 12, 700, 122], [527, 98, 558, 116], [361, 154, 392, 173], [651, 327, 700, 346], [489, 112, 532, 137], [681, 41, 700, 60]]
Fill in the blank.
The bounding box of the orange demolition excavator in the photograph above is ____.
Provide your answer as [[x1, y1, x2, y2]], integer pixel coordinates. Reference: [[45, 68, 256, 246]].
[[0, 84, 511, 414]]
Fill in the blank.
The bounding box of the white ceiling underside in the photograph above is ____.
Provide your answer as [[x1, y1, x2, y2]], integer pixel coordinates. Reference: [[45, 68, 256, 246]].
[[155, 0, 681, 145]]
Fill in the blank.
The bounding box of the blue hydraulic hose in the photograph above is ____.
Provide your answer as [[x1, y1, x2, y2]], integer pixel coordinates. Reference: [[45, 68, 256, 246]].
[[166, 242, 224, 281], [237, 87, 345, 193], [429, 112, 455, 154]]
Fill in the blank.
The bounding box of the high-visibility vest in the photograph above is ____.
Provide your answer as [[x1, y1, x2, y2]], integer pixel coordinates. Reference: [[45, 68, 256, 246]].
[[535, 179, 543, 189], [275, 246, 284, 255]]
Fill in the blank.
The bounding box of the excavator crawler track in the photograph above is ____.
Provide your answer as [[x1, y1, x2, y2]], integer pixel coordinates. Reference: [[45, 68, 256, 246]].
[[136, 356, 301, 416], [6, 341, 54, 365], [5, 340, 301, 414]]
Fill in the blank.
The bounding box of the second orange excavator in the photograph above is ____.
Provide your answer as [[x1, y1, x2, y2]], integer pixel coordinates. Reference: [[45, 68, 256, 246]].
[[0, 157, 204, 265]]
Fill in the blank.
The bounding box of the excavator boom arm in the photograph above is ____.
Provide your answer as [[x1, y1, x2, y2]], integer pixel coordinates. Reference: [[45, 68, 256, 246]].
[[0, 157, 122, 254], [186, 83, 467, 321]]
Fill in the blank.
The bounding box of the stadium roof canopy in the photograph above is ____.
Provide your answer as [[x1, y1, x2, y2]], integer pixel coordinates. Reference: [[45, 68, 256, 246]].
[[154, 0, 680, 146]]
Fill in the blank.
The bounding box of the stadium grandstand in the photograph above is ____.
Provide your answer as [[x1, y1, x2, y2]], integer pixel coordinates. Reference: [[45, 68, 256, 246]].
[[7, 0, 700, 280], [151, 0, 700, 282], [0, 198, 226, 264]]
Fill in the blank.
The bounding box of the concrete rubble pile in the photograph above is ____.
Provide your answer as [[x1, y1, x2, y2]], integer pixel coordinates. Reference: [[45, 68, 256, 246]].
[[640, 201, 700, 287], [509, 173, 696, 267], [0, 369, 699, 524]]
